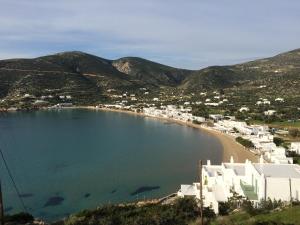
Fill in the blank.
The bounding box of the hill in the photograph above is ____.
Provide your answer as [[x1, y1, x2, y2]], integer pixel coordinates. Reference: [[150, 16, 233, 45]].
[[0, 51, 195, 106], [113, 57, 192, 86], [180, 48, 300, 93], [0, 48, 300, 108]]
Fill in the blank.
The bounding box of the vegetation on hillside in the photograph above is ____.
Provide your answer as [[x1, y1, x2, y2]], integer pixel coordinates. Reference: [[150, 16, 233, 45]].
[[1, 49, 300, 119], [52, 198, 214, 225], [5, 197, 300, 225]]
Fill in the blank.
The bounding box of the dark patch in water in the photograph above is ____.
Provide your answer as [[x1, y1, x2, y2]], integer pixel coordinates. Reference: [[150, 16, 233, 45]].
[[130, 186, 160, 196], [84, 193, 91, 198], [111, 189, 117, 194], [44, 196, 64, 207], [52, 163, 69, 173], [4, 207, 13, 212], [19, 193, 34, 198]]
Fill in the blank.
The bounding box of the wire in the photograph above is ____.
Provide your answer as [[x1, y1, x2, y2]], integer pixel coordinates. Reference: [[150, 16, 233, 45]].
[[0, 146, 27, 213]]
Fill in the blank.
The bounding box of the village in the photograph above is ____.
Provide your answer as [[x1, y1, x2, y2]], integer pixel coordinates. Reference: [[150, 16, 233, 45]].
[[94, 99, 300, 215], [2, 89, 300, 217]]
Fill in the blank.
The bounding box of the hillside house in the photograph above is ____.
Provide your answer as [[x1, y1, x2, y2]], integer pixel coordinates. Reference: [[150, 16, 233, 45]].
[[291, 142, 300, 155], [178, 158, 300, 214]]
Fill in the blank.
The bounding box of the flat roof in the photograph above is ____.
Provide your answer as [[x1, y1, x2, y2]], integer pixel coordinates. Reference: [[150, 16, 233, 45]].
[[253, 163, 300, 178], [180, 185, 197, 196], [224, 163, 246, 176], [204, 165, 222, 177]]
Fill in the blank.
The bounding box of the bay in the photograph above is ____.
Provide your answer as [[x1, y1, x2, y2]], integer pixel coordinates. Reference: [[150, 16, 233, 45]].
[[0, 109, 222, 221]]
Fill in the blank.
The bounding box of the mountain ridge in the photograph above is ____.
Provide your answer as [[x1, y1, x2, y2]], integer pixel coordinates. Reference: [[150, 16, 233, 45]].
[[0, 48, 299, 107]]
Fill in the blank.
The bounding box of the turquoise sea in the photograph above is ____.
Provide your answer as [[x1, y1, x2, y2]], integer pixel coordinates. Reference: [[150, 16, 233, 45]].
[[0, 109, 222, 221]]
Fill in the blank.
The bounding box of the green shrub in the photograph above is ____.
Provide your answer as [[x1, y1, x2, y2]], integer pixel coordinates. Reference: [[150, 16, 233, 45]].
[[273, 137, 284, 146], [236, 137, 254, 148], [4, 212, 34, 223]]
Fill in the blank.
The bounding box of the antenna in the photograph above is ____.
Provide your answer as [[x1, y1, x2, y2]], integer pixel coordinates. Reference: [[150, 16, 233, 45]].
[[0, 147, 27, 212], [198, 160, 203, 225], [0, 180, 4, 225]]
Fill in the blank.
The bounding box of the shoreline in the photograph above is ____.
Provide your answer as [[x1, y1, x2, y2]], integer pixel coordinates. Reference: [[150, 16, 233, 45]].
[[78, 106, 258, 163], [4, 105, 258, 163]]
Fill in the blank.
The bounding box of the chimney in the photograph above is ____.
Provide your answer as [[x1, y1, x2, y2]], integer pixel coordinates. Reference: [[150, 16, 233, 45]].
[[207, 160, 211, 166], [259, 155, 264, 164], [230, 156, 234, 163]]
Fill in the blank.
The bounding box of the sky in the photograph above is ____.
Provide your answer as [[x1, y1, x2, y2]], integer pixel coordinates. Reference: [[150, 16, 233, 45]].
[[0, 0, 299, 69]]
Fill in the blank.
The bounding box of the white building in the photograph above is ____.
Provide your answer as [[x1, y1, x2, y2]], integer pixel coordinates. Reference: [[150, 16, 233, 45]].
[[178, 158, 300, 214], [256, 99, 271, 105], [239, 107, 249, 112], [264, 110, 276, 116], [204, 102, 219, 106], [143, 105, 205, 123], [291, 142, 300, 155], [275, 98, 284, 103], [265, 146, 293, 164]]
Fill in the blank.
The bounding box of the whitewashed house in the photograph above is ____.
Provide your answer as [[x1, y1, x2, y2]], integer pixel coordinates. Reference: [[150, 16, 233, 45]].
[[239, 107, 249, 112], [209, 114, 224, 122], [205, 102, 219, 106], [264, 110, 276, 116], [275, 98, 284, 103], [178, 158, 300, 214], [291, 142, 300, 155], [265, 146, 293, 164]]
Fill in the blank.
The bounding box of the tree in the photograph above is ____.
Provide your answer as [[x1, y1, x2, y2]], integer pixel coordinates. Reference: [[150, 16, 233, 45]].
[[236, 137, 254, 148], [273, 137, 284, 146], [192, 106, 209, 118]]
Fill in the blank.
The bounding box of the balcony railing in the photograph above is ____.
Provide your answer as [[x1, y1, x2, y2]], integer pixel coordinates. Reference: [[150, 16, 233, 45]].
[[240, 180, 258, 200]]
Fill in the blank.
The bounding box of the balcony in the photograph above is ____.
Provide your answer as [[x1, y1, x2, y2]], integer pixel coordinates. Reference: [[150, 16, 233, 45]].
[[240, 180, 258, 200]]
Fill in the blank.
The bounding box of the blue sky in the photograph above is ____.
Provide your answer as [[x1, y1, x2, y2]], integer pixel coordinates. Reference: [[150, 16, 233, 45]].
[[0, 0, 299, 69]]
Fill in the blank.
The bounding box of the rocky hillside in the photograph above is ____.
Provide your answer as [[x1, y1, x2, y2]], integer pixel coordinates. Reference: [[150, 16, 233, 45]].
[[112, 57, 192, 86], [180, 48, 300, 92], [0, 48, 299, 106], [0, 51, 193, 104]]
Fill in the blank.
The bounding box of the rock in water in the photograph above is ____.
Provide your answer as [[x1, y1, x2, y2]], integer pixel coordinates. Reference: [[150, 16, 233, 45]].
[[130, 186, 160, 196], [44, 196, 64, 207]]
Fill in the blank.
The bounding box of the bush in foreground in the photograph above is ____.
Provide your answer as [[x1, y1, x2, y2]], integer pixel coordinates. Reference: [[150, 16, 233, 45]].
[[59, 197, 215, 225]]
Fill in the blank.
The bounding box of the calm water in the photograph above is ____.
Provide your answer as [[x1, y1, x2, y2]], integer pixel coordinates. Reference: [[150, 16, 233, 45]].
[[0, 109, 222, 221]]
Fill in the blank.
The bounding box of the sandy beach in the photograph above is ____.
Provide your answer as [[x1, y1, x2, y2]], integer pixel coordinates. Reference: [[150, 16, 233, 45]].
[[76, 106, 259, 163]]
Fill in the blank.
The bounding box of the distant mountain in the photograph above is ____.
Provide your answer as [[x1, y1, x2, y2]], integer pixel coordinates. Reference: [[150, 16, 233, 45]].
[[0, 51, 194, 103], [180, 48, 300, 93], [0, 48, 299, 105]]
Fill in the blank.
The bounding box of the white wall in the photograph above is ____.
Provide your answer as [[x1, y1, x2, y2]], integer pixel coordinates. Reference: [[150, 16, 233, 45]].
[[291, 178, 300, 201], [266, 178, 291, 201]]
